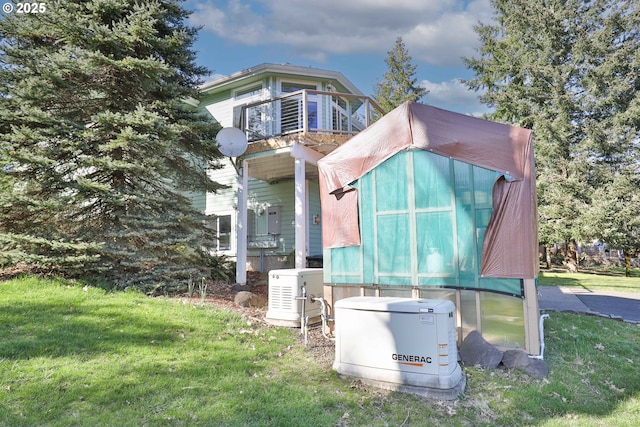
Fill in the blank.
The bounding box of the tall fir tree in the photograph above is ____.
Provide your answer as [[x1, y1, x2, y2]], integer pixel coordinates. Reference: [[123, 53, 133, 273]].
[[585, 168, 640, 276], [0, 0, 225, 288], [464, 0, 640, 269], [373, 37, 428, 113]]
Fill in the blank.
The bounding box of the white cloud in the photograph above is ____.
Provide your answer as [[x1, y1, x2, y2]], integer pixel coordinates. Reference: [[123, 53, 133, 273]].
[[189, 0, 494, 67], [421, 78, 491, 116], [404, 0, 491, 66], [190, 0, 267, 45]]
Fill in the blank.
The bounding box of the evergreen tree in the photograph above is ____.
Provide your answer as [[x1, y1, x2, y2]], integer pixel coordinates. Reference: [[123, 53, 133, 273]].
[[0, 0, 224, 288], [464, 0, 640, 270], [585, 168, 640, 276], [373, 37, 428, 112]]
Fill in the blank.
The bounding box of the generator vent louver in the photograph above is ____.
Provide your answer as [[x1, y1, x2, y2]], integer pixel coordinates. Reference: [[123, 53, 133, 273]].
[[269, 284, 294, 311]]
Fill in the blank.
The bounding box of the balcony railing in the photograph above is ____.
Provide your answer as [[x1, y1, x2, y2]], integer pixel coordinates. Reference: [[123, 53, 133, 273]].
[[239, 90, 384, 143]]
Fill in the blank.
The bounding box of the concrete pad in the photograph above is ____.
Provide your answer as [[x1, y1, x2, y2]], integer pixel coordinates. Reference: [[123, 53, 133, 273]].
[[349, 374, 467, 401], [537, 286, 594, 314]]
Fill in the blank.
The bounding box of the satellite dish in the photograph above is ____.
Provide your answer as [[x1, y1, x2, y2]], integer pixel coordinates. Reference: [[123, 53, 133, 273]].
[[217, 127, 248, 157]]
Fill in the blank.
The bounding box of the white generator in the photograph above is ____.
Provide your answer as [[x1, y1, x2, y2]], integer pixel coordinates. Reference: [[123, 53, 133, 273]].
[[333, 296, 465, 399], [265, 268, 323, 327]]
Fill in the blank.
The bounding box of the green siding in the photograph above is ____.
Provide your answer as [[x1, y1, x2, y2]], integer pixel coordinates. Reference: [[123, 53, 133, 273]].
[[200, 88, 232, 105], [247, 179, 295, 257], [308, 180, 323, 257], [205, 162, 238, 214]]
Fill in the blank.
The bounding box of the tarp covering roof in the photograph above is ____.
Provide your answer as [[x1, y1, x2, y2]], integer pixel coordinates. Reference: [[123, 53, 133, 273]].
[[317, 102, 538, 279]]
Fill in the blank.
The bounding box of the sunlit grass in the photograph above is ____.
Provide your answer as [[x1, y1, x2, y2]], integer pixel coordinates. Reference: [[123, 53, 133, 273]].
[[539, 270, 640, 293], [1, 276, 638, 426]]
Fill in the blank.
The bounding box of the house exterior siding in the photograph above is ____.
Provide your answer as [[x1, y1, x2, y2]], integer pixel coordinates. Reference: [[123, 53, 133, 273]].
[[204, 170, 322, 269], [205, 162, 237, 214], [247, 179, 294, 258], [196, 63, 377, 273], [308, 180, 322, 257], [205, 99, 233, 128]]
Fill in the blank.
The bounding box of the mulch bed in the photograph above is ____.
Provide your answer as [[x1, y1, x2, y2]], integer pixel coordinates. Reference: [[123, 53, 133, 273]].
[[172, 271, 336, 366], [173, 271, 269, 321]]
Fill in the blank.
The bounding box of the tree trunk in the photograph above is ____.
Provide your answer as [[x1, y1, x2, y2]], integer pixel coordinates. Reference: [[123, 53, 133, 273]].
[[624, 251, 631, 277], [566, 240, 578, 273], [546, 246, 552, 269]]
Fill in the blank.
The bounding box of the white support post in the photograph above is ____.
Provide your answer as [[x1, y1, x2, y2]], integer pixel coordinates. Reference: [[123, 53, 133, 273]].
[[294, 157, 307, 269], [302, 92, 308, 133], [364, 98, 370, 127], [235, 161, 248, 285]]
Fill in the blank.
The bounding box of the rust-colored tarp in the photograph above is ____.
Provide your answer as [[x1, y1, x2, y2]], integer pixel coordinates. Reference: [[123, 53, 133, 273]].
[[317, 101, 538, 279]]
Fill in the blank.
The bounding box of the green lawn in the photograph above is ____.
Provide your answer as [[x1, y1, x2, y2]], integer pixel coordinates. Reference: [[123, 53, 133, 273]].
[[539, 269, 640, 293], [1, 276, 639, 426]]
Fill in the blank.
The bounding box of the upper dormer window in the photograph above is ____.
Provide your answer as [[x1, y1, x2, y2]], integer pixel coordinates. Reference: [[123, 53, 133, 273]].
[[235, 84, 263, 100], [281, 82, 317, 93]]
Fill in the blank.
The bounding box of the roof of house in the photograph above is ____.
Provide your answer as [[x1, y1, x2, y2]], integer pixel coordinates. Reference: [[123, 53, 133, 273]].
[[198, 63, 363, 96]]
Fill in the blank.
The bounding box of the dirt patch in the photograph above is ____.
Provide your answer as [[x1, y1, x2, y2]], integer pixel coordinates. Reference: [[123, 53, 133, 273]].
[[172, 273, 336, 362], [296, 323, 336, 368], [174, 272, 267, 318]]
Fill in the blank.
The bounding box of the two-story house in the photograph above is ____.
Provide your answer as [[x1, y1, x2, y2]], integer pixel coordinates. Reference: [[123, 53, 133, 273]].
[[195, 63, 383, 285]]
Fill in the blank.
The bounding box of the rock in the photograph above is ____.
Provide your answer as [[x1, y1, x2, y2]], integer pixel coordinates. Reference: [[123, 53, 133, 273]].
[[231, 283, 251, 292], [234, 291, 266, 308], [501, 349, 549, 378], [524, 358, 549, 379], [501, 349, 530, 369], [459, 330, 503, 369], [459, 332, 549, 378]]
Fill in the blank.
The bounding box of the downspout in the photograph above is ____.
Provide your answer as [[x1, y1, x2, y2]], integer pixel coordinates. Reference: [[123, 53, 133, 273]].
[[529, 314, 550, 360]]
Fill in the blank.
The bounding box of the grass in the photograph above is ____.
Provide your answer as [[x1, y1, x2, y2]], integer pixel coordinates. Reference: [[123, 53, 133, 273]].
[[539, 268, 640, 293], [1, 276, 639, 426]]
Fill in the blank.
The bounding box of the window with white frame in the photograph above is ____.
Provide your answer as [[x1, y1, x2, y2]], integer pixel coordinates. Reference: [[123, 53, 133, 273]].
[[280, 81, 318, 133], [233, 84, 266, 139], [206, 214, 233, 252], [235, 84, 263, 100]]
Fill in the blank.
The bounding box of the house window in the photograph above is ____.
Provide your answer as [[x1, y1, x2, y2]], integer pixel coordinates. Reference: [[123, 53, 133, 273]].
[[233, 84, 266, 139], [235, 84, 263, 100], [235, 104, 267, 140], [280, 82, 318, 132], [332, 97, 349, 132], [207, 214, 232, 252], [281, 82, 317, 93]]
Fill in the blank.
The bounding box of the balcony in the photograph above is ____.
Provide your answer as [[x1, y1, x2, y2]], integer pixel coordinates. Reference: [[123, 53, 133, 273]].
[[239, 89, 384, 155]]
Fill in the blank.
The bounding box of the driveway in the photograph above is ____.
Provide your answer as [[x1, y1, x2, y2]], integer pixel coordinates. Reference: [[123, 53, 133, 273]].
[[538, 286, 640, 322]]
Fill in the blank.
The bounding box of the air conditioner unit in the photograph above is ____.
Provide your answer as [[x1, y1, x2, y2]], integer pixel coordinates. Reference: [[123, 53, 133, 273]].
[[333, 296, 465, 399], [265, 268, 323, 327]]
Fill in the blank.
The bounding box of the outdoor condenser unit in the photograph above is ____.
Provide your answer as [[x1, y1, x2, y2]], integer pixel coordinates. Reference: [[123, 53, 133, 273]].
[[265, 268, 323, 327], [333, 297, 465, 399]]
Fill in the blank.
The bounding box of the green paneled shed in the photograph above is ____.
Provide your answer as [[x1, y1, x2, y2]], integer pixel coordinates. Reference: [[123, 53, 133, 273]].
[[318, 102, 542, 355]]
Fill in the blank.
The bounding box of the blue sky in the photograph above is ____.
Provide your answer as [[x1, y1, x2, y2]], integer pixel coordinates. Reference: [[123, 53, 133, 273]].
[[185, 0, 496, 116]]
